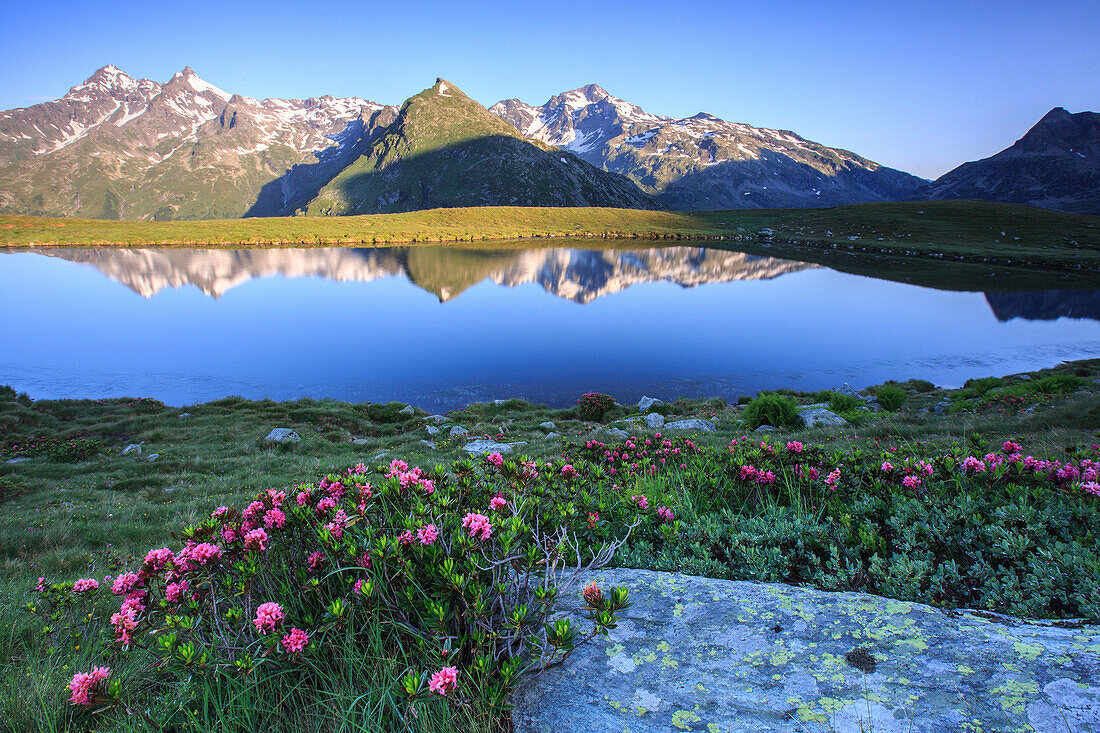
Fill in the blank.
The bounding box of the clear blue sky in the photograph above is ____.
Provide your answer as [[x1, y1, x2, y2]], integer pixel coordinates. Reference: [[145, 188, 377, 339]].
[[1, 0, 1096, 179]]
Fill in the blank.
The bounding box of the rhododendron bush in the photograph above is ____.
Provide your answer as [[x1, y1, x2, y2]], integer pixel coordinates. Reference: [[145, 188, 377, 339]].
[[37, 454, 638, 724]]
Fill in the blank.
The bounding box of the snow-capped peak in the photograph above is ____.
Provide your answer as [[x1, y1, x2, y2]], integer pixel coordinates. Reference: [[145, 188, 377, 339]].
[[168, 67, 230, 101], [80, 65, 138, 92]]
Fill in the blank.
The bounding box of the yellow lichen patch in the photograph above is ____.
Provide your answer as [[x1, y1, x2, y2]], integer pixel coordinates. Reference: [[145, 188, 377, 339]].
[[656, 641, 671, 653], [671, 710, 702, 730], [673, 603, 686, 617], [606, 643, 625, 657], [958, 664, 975, 675], [662, 656, 679, 669], [1013, 641, 1044, 661]]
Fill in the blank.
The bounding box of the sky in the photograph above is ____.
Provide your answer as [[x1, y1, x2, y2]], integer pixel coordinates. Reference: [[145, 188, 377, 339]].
[[1, 0, 1096, 179]]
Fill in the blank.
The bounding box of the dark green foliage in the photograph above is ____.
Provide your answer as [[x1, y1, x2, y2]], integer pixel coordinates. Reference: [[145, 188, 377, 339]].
[[874, 385, 908, 411], [742, 393, 800, 429], [825, 391, 864, 414], [360, 402, 414, 424], [577, 392, 616, 422], [963, 377, 1004, 397], [905, 378, 935, 393], [1031, 374, 1085, 394]]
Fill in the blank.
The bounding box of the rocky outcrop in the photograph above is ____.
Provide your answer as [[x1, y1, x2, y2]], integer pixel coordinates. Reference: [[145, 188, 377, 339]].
[[513, 568, 1100, 733]]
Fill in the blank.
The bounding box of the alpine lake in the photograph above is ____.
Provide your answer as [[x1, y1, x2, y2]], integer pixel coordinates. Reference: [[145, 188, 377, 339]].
[[2, 239, 1099, 410]]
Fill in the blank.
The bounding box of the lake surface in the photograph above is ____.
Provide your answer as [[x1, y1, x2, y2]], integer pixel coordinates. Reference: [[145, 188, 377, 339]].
[[2, 243, 1099, 411]]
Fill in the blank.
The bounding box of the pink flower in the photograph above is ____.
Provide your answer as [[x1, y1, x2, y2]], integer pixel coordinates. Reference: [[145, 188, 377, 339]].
[[825, 468, 841, 490], [386, 459, 409, 477], [183, 543, 223, 566], [68, 666, 110, 707], [281, 627, 309, 653], [111, 572, 141, 596], [962, 456, 986, 473], [786, 441, 803, 453], [73, 578, 99, 593], [489, 495, 508, 511], [428, 666, 458, 696], [221, 526, 239, 544], [316, 496, 337, 514], [307, 551, 326, 572], [881, 461, 895, 472], [253, 602, 284, 634], [398, 529, 415, 546], [211, 505, 229, 518], [631, 494, 649, 510], [417, 524, 439, 545], [110, 605, 139, 645], [902, 475, 922, 489], [486, 452, 504, 468], [656, 506, 675, 523], [357, 551, 373, 570], [1082, 481, 1100, 497], [263, 507, 287, 529], [461, 512, 494, 541], [561, 464, 578, 478], [243, 500, 266, 521], [1002, 440, 1021, 454], [244, 528, 269, 552], [34, 577, 47, 592], [165, 580, 189, 603]]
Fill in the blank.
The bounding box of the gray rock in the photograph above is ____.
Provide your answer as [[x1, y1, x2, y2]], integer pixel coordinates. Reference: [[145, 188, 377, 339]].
[[425, 425, 440, 436], [836, 382, 864, 400], [178, 412, 191, 419], [5, 457, 30, 464], [370, 452, 389, 461], [352, 438, 370, 445], [638, 396, 665, 412], [512, 568, 1100, 733], [449, 426, 469, 439], [121, 443, 142, 456], [797, 403, 829, 411], [754, 425, 778, 433], [758, 227, 774, 236], [664, 419, 716, 432], [463, 439, 527, 455], [493, 399, 507, 406], [418, 440, 436, 449], [145, 453, 159, 462], [932, 401, 953, 414], [398, 405, 415, 416], [426, 414, 448, 424], [263, 428, 300, 443], [799, 408, 848, 428], [604, 427, 631, 440], [1017, 374, 1032, 381], [864, 399, 883, 411], [644, 412, 665, 430], [539, 421, 557, 432], [544, 432, 561, 440]]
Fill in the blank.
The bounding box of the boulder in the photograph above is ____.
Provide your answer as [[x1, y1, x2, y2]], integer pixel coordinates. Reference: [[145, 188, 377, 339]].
[[419, 440, 436, 449], [837, 383, 864, 399], [932, 401, 953, 414], [449, 426, 469, 439], [426, 414, 448, 424], [425, 425, 440, 436], [512, 568, 1100, 733], [604, 427, 631, 440], [754, 425, 778, 433], [664, 419, 716, 432], [398, 405, 416, 416], [645, 413, 665, 430], [463, 439, 526, 455], [352, 438, 370, 445], [539, 421, 557, 432], [638, 396, 665, 412], [178, 412, 191, 419], [122, 443, 142, 456], [493, 399, 507, 406], [370, 452, 389, 462], [799, 408, 848, 428], [145, 453, 159, 463], [264, 428, 300, 443], [544, 432, 561, 440], [5, 457, 30, 464]]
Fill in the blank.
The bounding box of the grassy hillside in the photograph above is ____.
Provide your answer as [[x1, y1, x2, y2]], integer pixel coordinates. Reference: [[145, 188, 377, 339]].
[[0, 200, 1097, 273]]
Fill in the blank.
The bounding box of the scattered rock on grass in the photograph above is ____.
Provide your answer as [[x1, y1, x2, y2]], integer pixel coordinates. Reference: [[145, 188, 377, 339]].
[[145, 453, 159, 462], [545, 432, 560, 440], [638, 396, 665, 412], [5, 457, 30, 464], [264, 428, 300, 443], [463, 439, 526, 455], [419, 440, 435, 449], [122, 444, 142, 456], [352, 438, 370, 445], [754, 425, 778, 433], [798, 408, 848, 428], [449, 426, 469, 439], [664, 419, 716, 432], [645, 413, 665, 430], [178, 412, 191, 419], [604, 427, 631, 440], [426, 425, 440, 436], [539, 421, 557, 431], [370, 452, 389, 461], [426, 414, 448, 424], [398, 405, 416, 416]]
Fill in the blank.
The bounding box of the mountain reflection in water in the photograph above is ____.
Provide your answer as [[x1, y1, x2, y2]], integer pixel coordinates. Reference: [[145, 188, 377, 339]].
[[24, 245, 812, 303], [2, 243, 1099, 409]]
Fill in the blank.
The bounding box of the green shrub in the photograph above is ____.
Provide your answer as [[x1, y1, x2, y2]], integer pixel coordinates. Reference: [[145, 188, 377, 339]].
[[1032, 374, 1084, 394], [874, 385, 908, 411], [576, 392, 616, 421], [742, 393, 801, 430], [903, 378, 935, 393], [963, 376, 1003, 396], [826, 391, 864, 413]]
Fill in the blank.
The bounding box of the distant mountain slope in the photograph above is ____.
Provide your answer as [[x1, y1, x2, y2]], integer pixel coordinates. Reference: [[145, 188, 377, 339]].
[[922, 107, 1100, 215], [490, 84, 926, 210], [300, 80, 660, 215], [0, 66, 387, 220]]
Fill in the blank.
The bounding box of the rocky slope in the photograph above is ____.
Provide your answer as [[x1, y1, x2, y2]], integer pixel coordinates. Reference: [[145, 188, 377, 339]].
[[490, 84, 926, 210], [299, 79, 660, 215], [13, 244, 810, 302], [0, 66, 387, 220], [923, 107, 1100, 215]]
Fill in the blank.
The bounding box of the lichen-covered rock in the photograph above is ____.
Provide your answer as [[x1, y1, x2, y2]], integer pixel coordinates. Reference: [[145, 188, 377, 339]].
[[512, 569, 1099, 733], [799, 408, 848, 428], [645, 413, 665, 430], [539, 421, 557, 432], [263, 428, 300, 443], [463, 439, 526, 455], [664, 419, 716, 432], [638, 396, 665, 412], [449, 426, 469, 439]]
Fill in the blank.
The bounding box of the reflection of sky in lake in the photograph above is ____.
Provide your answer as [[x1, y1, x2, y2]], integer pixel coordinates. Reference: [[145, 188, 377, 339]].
[[1, 247, 1099, 410]]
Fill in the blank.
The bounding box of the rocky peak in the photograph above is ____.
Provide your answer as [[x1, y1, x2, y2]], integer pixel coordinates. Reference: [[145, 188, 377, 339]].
[[1016, 107, 1099, 153]]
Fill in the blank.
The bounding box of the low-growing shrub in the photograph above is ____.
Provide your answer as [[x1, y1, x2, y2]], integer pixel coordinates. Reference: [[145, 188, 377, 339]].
[[742, 393, 800, 430], [904, 378, 935, 393], [576, 392, 616, 421], [874, 385, 908, 411], [34, 454, 642, 727], [1032, 374, 1084, 394], [825, 391, 864, 414], [963, 376, 1004, 397]]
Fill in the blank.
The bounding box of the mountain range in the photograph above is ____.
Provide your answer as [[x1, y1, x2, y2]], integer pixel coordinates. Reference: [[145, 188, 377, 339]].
[[0, 66, 1095, 219]]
